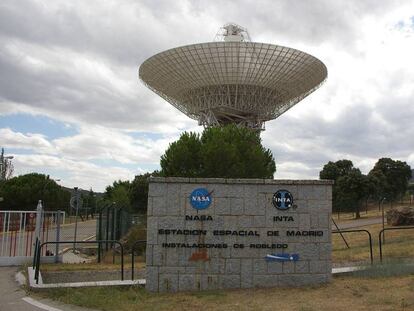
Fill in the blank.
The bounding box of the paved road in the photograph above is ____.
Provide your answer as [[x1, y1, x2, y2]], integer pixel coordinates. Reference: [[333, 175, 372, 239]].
[[54, 220, 97, 252], [0, 266, 97, 311], [0, 220, 96, 257], [334, 216, 383, 230]]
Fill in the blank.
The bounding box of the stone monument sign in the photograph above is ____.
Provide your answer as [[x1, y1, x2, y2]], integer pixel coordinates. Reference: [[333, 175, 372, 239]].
[[146, 177, 333, 292]]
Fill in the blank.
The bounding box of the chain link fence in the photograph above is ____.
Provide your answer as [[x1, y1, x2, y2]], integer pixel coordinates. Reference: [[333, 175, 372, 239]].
[[97, 204, 133, 255]]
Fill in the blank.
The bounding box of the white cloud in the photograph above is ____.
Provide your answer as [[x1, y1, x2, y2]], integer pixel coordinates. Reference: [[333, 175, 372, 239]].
[[13, 154, 136, 191], [1, 0, 414, 190], [1, 126, 179, 190], [52, 125, 178, 164], [0, 128, 55, 153]]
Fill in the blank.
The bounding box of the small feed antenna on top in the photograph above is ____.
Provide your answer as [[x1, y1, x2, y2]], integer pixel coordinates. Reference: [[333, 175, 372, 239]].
[[214, 23, 251, 42]]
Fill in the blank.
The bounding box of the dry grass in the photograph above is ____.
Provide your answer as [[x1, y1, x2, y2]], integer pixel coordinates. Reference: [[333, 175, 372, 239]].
[[333, 207, 383, 222], [35, 211, 414, 310], [333, 201, 413, 223], [41, 249, 145, 272], [35, 274, 414, 311], [332, 223, 414, 265]]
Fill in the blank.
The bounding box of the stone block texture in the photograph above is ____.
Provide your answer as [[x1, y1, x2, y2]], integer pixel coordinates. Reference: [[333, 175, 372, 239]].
[[146, 178, 333, 292]]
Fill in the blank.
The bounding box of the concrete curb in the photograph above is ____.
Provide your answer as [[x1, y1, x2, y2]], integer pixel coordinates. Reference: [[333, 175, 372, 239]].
[[332, 266, 365, 274], [26, 266, 365, 290], [27, 267, 145, 289]]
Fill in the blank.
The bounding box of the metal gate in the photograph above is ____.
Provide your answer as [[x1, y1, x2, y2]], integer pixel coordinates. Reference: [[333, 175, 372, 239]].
[[0, 201, 64, 266]]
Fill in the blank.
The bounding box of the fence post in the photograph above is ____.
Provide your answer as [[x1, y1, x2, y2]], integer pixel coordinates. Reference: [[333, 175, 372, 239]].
[[35, 242, 41, 284], [73, 187, 79, 252], [1, 212, 7, 257], [32, 237, 39, 268], [105, 206, 110, 251], [367, 230, 373, 264], [379, 229, 384, 262], [54, 211, 61, 263], [97, 209, 102, 263], [34, 200, 43, 241], [111, 207, 116, 243], [118, 210, 122, 238], [111, 207, 115, 264]]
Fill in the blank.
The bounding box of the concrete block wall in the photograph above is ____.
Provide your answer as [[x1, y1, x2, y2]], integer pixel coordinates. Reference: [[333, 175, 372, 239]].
[[146, 177, 333, 292]]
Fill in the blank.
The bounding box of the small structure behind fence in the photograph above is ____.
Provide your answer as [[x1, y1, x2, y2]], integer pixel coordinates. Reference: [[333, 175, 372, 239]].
[[0, 201, 65, 266]]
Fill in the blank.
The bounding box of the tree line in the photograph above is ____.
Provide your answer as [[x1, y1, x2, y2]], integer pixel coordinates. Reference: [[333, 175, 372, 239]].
[[0, 172, 151, 214], [0, 173, 70, 211], [1, 127, 412, 217], [102, 173, 151, 214], [320, 158, 412, 218]]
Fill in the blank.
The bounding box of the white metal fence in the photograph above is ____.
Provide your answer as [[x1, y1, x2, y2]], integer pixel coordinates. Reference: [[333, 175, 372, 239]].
[[0, 203, 64, 265]]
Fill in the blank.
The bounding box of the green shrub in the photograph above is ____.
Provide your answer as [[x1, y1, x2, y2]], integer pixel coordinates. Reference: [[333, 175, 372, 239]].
[[122, 224, 147, 255]]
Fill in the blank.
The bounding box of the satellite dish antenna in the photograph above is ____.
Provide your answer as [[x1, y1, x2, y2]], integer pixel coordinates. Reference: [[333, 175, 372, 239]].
[[139, 23, 327, 132]]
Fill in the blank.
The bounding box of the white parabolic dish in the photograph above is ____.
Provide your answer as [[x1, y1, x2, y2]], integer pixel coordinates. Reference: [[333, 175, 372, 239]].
[[139, 26, 327, 130]]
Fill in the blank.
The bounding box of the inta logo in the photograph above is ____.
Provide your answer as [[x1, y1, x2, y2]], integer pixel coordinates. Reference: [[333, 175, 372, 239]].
[[272, 190, 293, 210]]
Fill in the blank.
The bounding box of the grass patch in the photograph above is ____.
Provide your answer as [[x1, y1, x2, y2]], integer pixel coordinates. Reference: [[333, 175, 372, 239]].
[[35, 274, 414, 311], [351, 261, 414, 278], [40, 261, 145, 272], [333, 202, 411, 223], [333, 207, 383, 222], [332, 223, 414, 265]]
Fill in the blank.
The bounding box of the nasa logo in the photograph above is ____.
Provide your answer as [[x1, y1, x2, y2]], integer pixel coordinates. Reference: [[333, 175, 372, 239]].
[[190, 188, 212, 210], [272, 190, 293, 210]]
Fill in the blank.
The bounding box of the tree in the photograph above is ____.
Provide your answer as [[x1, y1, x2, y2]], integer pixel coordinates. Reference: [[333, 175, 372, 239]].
[[366, 169, 388, 209], [160, 132, 203, 177], [369, 158, 412, 202], [102, 171, 158, 214], [130, 173, 150, 214], [86, 188, 96, 208], [160, 125, 276, 178], [103, 180, 131, 211], [408, 184, 414, 195], [335, 168, 367, 218], [0, 173, 70, 211], [319, 159, 354, 181], [320, 159, 357, 213], [84, 188, 99, 217]]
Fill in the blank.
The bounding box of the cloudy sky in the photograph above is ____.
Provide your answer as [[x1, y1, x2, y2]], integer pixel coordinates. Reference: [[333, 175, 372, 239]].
[[1, 0, 414, 192]]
